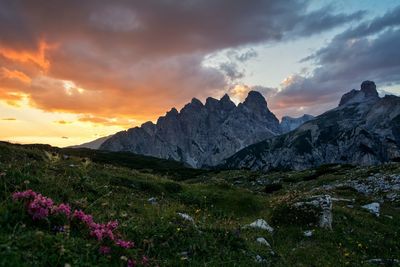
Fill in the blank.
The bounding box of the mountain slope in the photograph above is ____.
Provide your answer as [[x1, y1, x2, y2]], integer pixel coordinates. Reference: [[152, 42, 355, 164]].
[[223, 81, 400, 171], [100, 92, 281, 168], [280, 114, 315, 133], [69, 135, 111, 149]]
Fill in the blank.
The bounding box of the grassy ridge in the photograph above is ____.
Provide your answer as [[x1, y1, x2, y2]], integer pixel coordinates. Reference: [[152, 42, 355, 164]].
[[0, 142, 399, 266]]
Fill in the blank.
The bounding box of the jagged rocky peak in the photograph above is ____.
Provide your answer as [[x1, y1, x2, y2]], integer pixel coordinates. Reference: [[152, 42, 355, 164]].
[[339, 80, 379, 106], [166, 107, 178, 116], [141, 121, 156, 135], [205, 97, 219, 107], [190, 97, 204, 107], [181, 97, 204, 114], [280, 114, 314, 133], [243, 91, 268, 108], [360, 80, 378, 97], [220, 94, 236, 110]]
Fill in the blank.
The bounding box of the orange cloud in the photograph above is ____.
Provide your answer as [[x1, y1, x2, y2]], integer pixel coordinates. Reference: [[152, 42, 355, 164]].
[[0, 40, 52, 71], [54, 120, 72, 125], [2, 117, 17, 121], [78, 115, 136, 128], [1, 67, 32, 84]]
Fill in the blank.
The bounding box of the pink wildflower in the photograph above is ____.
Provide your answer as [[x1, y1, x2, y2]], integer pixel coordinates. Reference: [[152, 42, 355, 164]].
[[12, 189, 37, 201], [27, 194, 54, 220], [99, 246, 111, 254], [115, 239, 134, 249], [89, 223, 116, 241], [73, 210, 94, 226], [53, 203, 71, 217], [107, 220, 118, 230]]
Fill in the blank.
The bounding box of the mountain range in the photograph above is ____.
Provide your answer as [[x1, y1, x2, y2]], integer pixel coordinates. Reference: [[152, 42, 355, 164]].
[[223, 81, 400, 170], [100, 91, 284, 168], [77, 80, 400, 170]]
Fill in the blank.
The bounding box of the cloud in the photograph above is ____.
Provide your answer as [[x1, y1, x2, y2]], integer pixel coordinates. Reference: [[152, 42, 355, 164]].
[[273, 5, 400, 116], [219, 62, 244, 82], [227, 49, 258, 63], [54, 120, 72, 125], [2, 117, 17, 121], [0, 0, 366, 126]]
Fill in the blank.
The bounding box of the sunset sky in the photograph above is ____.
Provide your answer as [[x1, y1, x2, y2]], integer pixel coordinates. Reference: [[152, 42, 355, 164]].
[[1, 0, 400, 147]]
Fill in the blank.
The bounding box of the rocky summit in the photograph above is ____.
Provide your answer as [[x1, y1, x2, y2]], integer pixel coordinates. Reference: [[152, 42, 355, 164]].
[[223, 81, 400, 171], [100, 91, 281, 168]]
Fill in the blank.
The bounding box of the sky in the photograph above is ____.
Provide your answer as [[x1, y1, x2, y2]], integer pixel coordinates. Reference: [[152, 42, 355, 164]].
[[1, 0, 400, 147]]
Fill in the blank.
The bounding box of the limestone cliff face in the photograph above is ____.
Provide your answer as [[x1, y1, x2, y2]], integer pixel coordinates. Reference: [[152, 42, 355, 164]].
[[100, 91, 281, 168], [223, 81, 400, 171]]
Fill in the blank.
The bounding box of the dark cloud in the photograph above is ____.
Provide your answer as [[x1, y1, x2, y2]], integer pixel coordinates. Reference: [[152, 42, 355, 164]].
[[0, 0, 366, 123], [1, 0, 364, 56], [291, 6, 365, 37], [219, 62, 244, 82], [275, 5, 400, 114], [228, 49, 258, 63]]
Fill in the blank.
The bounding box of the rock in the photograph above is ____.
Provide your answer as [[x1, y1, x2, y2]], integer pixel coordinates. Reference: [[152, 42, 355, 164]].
[[177, 212, 194, 223], [386, 192, 398, 201], [179, 251, 189, 260], [256, 237, 271, 247], [303, 230, 313, 237], [331, 197, 353, 202], [255, 255, 267, 263], [295, 195, 333, 229], [360, 80, 379, 98], [148, 197, 157, 205], [361, 202, 380, 217], [339, 80, 379, 106], [246, 219, 274, 233]]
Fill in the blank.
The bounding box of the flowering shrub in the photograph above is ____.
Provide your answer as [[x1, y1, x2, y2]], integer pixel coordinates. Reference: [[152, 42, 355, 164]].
[[12, 190, 152, 266]]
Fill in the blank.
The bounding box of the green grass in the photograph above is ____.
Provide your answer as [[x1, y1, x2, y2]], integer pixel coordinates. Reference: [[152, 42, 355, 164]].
[[0, 141, 399, 266]]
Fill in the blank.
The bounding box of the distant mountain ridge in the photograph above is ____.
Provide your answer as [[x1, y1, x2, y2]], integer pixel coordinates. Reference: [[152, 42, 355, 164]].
[[69, 135, 111, 150], [280, 114, 315, 133], [100, 91, 282, 168], [223, 81, 400, 171]]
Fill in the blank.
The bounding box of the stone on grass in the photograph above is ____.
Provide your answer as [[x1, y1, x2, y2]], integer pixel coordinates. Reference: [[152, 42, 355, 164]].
[[303, 230, 313, 237], [246, 219, 274, 233], [361, 202, 380, 217], [177, 212, 194, 223], [148, 197, 157, 205], [294, 195, 333, 229], [255, 255, 267, 263], [256, 237, 271, 247]]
